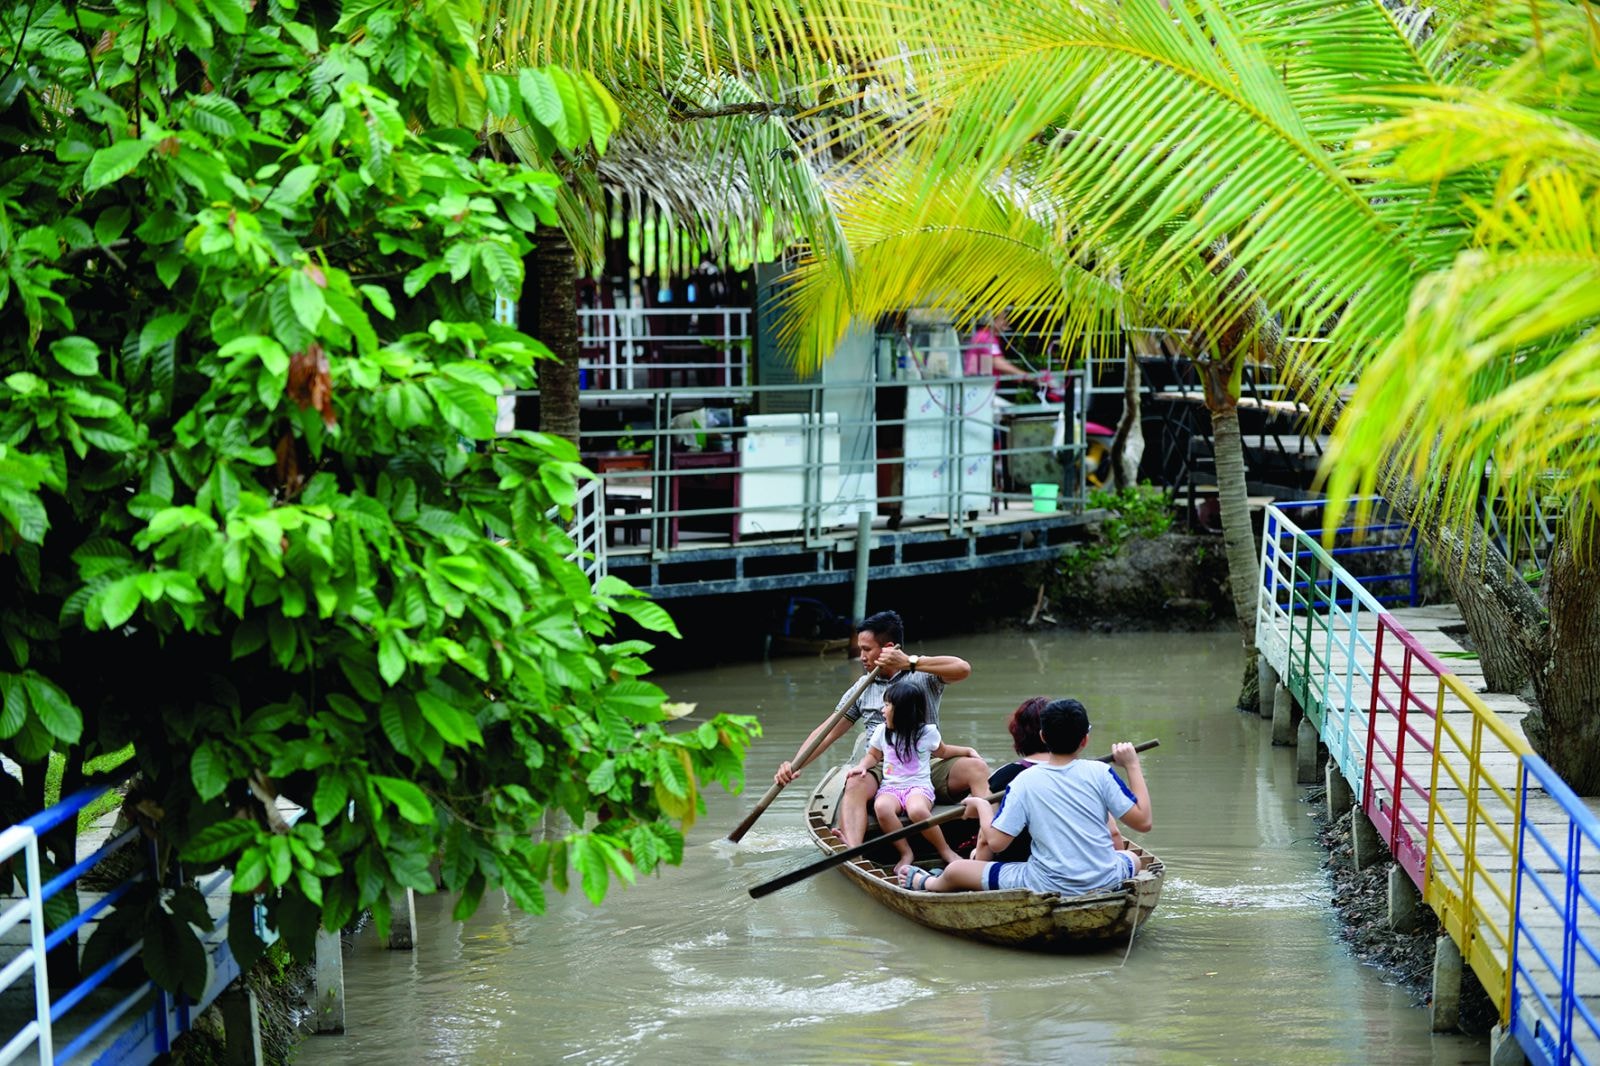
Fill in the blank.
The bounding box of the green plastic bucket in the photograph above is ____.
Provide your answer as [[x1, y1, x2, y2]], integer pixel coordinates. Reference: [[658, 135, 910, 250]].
[[1030, 483, 1060, 513]]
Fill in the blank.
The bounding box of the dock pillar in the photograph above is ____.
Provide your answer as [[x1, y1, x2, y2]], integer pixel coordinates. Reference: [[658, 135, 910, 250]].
[[1430, 934, 1463, 1032], [219, 987, 265, 1066], [1258, 660, 1279, 718], [1271, 684, 1294, 746], [1351, 807, 1385, 870], [314, 927, 345, 1033], [388, 888, 417, 950], [852, 511, 871, 624], [1326, 762, 1354, 820], [1387, 864, 1422, 933], [1489, 1024, 1527, 1066], [1295, 718, 1320, 782]]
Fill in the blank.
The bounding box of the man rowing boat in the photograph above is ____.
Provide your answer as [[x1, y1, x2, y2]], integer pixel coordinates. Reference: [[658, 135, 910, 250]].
[[773, 610, 991, 846]]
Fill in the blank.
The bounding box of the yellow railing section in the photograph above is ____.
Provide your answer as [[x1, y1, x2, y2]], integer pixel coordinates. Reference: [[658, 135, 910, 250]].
[[1421, 673, 1533, 1019]]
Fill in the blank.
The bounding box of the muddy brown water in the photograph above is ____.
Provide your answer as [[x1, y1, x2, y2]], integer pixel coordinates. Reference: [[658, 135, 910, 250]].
[[295, 631, 1485, 1064]]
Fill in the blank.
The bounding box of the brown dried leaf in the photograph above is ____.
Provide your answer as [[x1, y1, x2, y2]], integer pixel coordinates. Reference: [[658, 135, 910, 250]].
[[286, 342, 336, 427], [273, 431, 302, 495]]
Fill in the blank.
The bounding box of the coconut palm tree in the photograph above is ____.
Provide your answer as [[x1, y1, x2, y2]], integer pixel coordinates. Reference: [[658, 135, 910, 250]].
[[1307, 5, 1600, 787], [510, 0, 1600, 783], [761, 0, 1471, 704], [860, 0, 1600, 783]]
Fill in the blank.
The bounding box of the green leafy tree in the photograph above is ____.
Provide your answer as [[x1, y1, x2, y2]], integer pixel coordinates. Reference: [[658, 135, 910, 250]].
[[0, 0, 755, 995]]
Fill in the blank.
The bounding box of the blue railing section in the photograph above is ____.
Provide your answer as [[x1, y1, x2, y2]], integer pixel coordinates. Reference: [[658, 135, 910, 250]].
[[1511, 757, 1600, 1066], [1271, 498, 1420, 609], [1, 783, 243, 1065]]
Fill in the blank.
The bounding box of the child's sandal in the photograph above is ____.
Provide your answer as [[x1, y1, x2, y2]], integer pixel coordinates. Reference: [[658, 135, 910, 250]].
[[902, 867, 933, 891]]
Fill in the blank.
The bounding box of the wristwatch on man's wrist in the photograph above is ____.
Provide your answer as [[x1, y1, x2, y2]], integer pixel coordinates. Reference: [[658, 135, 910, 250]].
[[908, 655, 921, 672]]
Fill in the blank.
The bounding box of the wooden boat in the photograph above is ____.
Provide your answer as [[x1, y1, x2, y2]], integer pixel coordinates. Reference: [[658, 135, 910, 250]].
[[802, 765, 1164, 950], [765, 596, 854, 659], [766, 633, 853, 658]]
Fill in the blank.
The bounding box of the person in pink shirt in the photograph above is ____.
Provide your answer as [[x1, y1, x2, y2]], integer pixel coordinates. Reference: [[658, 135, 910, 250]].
[[847, 679, 981, 877], [963, 310, 1028, 379]]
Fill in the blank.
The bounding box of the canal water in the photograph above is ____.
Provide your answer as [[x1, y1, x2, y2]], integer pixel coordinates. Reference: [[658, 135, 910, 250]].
[[296, 631, 1484, 1064]]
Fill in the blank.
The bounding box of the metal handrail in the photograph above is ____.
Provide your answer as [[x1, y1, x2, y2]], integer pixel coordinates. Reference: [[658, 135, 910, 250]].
[[1256, 503, 1391, 801], [0, 782, 256, 1065], [524, 374, 1087, 555], [1511, 756, 1600, 1066], [0, 820, 54, 1066], [1254, 500, 1598, 1032], [1423, 669, 1533, 1017]]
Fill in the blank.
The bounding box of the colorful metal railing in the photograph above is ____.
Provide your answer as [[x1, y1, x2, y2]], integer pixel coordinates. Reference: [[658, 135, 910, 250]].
[[1258, 500, 1541, 1026], [1257, 504, 1388, 802], [1511, 756, 1600, 1066], [0, 784, 243, 1064], [1271, 499, 1420, 608], [1363, 615, 1444, 890], [1423, 669, 1533, 1016]]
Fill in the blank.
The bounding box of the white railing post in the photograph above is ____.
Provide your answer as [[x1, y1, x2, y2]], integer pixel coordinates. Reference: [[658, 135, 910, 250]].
[[24, 839, 49, 1066], [0, 824, 54, 1066]]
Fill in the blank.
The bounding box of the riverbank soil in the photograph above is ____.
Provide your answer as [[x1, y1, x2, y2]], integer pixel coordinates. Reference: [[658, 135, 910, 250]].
[[1310, 793, 1498, 1034], [1046, 530, 1232, 628], [171, 945, 313, 1065]]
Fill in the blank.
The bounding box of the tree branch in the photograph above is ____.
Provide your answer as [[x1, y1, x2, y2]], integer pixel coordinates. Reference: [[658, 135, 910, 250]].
[[0, 0, 38, 85], [670, 101, 791, 122]]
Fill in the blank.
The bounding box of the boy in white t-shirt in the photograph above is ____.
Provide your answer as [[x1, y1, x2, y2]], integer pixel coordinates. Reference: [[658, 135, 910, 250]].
[[848, 678, 980, 877], [901, 699, 1152, 895]]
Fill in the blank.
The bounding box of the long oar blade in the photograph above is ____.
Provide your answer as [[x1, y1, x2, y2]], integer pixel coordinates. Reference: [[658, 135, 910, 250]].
[[727, 666, 881, 843], [747, 739, 1159, 899]]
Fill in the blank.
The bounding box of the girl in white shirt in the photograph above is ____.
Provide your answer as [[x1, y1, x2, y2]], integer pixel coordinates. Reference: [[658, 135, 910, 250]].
[[848, 679, 980, 877]]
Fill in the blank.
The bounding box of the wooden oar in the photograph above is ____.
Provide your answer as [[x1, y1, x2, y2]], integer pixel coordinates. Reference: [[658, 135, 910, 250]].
[[747, 738, 1159, 899], [726, 666, 883, 843]]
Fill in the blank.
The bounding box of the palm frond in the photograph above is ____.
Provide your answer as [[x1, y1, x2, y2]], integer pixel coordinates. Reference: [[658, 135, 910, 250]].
[[777, 168, 1139, 374], [1319, 171, 1600, 557]]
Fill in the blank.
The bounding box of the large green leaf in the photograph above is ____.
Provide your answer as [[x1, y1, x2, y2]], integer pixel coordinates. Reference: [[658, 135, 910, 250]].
[[84, 140, 153, 190], [22, 674, 81, 743], [182, 819, 258, 863], [190, 743, 230, 801], [372, 774, 436, 824]]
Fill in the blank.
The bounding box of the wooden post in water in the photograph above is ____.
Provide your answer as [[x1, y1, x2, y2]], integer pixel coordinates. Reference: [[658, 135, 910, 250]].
[[1387, 864, 1422, 933], [852, 511, 871, 625], [314, 927, 345, 1033], [1430, 934, 1463, 1031], [1350, 807, 1385, 870], [1325, 761, 1354, 820]]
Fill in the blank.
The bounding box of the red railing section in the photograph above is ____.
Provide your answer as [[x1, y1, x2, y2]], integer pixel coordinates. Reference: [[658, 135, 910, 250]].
[[1363, 614, 1446, 890]]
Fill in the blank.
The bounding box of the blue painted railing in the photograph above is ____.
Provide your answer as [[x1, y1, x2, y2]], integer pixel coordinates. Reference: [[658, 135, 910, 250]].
[[1, 784, 243, 1065], [1271, 498, 1420, 609], [1511, 757, 1600, 1066]]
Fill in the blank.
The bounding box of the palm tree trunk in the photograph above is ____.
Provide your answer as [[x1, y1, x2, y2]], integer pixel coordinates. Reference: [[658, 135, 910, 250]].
[[1212, 408, 1261, 612], [1197, 350, 1261, 710], [1110, 341, 1144, 490], [1527, 509, 1600, 793], [527, 226, 581, 448], [1452, 574, 1533, 692]]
